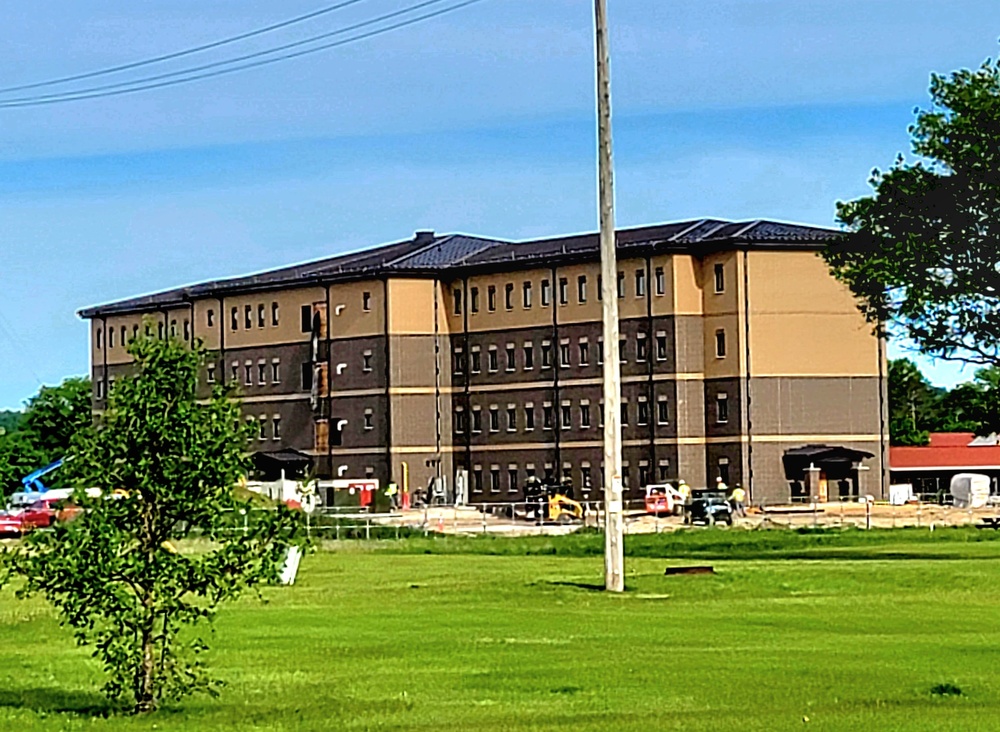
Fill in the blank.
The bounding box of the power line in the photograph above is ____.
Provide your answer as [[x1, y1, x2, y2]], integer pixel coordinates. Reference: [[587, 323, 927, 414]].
[[0, 0, 484, 108], [0, 0, 450, 105], [0, 0, 374, 95]]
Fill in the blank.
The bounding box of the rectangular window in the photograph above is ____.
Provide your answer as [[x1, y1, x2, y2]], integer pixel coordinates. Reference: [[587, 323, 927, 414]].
[[363, 351, 373, 372], [558, 277, 569, 305], [715, 329, 727, 358], [473, 467, 483, 493], [655, 266, 665, 295], [470, 287, 480, 313], [621, 401, 629, 426], [108, 328, 115, 349], [635, 268, 646, 297], [505, 283, 514, 310], [657, 398, 669, 425], [489, 406, 499, 433], [158, 322, 164, 340], [622, 464, 630, 489], [487, 285, 497, 312], [453, 288, 462, 315], [561, 402, 572, 430], [638, 399, 649, 426], [636, 333, 648, 362], [541, 279, 551, 306], [619, 337, 627, 363], [598, 401, 604, 427], [543, 404, 554, 430], [454, 408, 466, 434], [597, 338, 604, 365], [244, 306, 252, 330], [656, 333, 668, 361], [523, 343, 534, 370], [579, 340, 590, 366], [453, 348, 465, 374], [364, 409, 374, 430], [577, 275, 587, 303], [258, 362, 267, 385], [580, 403, 591, 428], [271, 302, 279, 326], [597, 274, 603, 301], [301, 362, 313, 391], [244, 362, 253, 386], [714, 263, 725, 293], [522, 281, 532, 308], [507, 405, 517, 432], [490, 467, 500, 494], [207, 363, 216, 383], [508, 467, 518, 493], [617, 271, 625, 298], [231, 362, 239, 384], [541, 341, 552, 369], [300, 305, 311, 333], [169, 320, 177, 338], [258, 417, 267, 441], [639, 464, 651, 488], [362, 291, 372, 312], [525, 403, 535, 431], [559, 341, 571, 368], [207, 309, 215, 328], [471, 348, 482, 374], [658, 460, 670, 482], [182, 319, 190, 341], [272, 360, 281, 384], [581, 465, 592, 490], [717, 393, 729, 423], [272, 416, 282, 440], [472, 407, 483, 433], [488, 346, 499, 373], [257, 304, 265, 328], [506, 344, 516, 371]]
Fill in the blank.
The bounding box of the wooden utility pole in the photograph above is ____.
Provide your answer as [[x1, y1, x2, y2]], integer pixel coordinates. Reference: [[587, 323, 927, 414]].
[[594, 0, 624, 592]]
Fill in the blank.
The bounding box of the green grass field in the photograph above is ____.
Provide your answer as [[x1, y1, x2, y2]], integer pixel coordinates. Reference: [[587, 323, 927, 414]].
[[1, 528, 999, 730]]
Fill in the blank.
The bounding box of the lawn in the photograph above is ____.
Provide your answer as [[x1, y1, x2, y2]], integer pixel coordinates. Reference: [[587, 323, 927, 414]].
[[0, 529, 998, 730]]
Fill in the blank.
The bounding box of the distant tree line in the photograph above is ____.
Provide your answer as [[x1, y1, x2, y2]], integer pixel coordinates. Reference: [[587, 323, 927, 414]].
[[0, 378, 91, 495]]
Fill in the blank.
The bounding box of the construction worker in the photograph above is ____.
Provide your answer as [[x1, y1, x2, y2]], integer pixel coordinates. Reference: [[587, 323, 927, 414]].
[[730, 484, 746, 518], [715, 476, 728, 493], [677, 479, 692, 518], [385, 482, 399, 510]]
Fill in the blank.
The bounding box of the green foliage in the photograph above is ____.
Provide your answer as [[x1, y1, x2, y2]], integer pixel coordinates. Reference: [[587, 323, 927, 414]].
[[824, 56, 1000, 371], [2, 333, 304, 714], [0, 410, 21, 435]]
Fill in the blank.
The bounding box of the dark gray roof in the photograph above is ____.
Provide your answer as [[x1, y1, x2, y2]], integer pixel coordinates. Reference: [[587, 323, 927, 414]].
[[79, 218, 838, 317]]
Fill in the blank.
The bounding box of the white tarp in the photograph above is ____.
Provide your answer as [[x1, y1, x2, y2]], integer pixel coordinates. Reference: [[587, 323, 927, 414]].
[[950, 473, 991, 509]]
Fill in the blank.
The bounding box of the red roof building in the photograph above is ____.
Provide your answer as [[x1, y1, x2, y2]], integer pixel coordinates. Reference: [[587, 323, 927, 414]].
[[890, 433, 1000, 496]]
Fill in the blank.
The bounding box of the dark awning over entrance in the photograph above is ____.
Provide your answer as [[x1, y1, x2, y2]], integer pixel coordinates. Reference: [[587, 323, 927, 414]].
[[252, 449, 313, 481], [782, 444, 874, 480]]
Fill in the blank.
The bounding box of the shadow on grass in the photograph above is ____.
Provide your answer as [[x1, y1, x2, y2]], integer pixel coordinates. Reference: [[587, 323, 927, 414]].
[[545, 579, 606, 592], [0, 687, 116, 717]]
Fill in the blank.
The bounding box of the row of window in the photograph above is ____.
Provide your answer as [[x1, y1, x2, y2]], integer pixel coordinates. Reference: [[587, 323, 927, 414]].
[[247, 415, 282, 441], [455, 396, 674, 435], [95, 320, 192, 350], [469, 458, 674, 494], [454, 264, 726, 316]]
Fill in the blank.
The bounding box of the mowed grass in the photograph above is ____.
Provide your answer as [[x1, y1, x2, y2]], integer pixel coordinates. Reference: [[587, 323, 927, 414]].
[[0, 529, 999, 730]]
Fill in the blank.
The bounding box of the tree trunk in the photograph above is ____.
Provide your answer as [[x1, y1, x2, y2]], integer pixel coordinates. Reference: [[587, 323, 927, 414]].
[[134, 605, 156, 714]]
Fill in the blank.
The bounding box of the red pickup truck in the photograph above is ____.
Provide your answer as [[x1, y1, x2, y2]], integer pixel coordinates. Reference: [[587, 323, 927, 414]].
[[0, 500, 55, 537]]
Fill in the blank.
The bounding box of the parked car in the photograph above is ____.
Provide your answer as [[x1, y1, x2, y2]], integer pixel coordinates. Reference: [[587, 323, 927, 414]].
[[0, 500, 55, 537], [686, 491, 733, 526]]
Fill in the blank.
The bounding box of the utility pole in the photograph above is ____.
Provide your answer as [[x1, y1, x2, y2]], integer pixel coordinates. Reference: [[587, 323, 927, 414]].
[[594, 0, 624, 592]]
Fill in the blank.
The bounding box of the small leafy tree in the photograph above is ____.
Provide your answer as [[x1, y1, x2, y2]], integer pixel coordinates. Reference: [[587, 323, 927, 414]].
[[3, 333, 303, 713], [824, 56, 1000, 375]]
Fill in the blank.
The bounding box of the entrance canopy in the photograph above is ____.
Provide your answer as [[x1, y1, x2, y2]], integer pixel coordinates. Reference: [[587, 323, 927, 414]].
[[252, 448, 313, 481], [782, 444, 874, 481]]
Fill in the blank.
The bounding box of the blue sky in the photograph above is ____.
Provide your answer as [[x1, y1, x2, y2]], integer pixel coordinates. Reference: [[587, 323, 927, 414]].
[[2, 0, 999, 408]]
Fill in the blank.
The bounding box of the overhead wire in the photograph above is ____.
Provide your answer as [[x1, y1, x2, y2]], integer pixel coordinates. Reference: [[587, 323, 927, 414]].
[[0, 0, 374, 95], [0, 0, 451, 106]]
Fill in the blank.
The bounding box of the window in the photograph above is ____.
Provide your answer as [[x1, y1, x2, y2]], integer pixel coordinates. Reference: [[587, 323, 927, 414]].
[[505, 283, 514, 310], [714, 263, 725, 293], [543, 403, 554, 430], [470, 287, 480, 313], [487, 285, 497, 312], [522, 281, 532, 308], [132, 324, 139, 340], [108, 328, 114, 349], [658, 460, 670, 483], [507, 405, 517, 432], [489, 406, 499, 433], [619, 337, 627, 363], [579, 339, 590, 366], [96, 380, 105, 399], [169, 320, 177, 338], [363, 350, 373, 372], [657, 397, 669, 425], [244, 305, 252, 330], [471, 347, 482, 374], [716, 392, 729, 423], [453, 347, 465, 374], [271, 302, 279, 326], [558, 277, 569, 305], [207, 309, 215, 328], [258, 361, 267, 385], [271, 360, 281, 384], [622, 464, 630, 489], [559, 340, 570, 368], [577, 275, 587, 303], [158, 322, 164, 340], [183, 320, 191, 341], [580, 403, 591, 429], [362, 291, 372, 312], [257, 304, 265, 328], [473, 466, 483, 493], [541, 341, 552, 369], [654, 266, 665, 295], [454, 407, 466, 434], [490, 466, 501, 494], [562, 464, 572, 483], [561, 402, 572, 430], [300, 305, 311, 333], [508, 467, 518, 493], [120, 326, 127, 347], [597, 338, 604, 364], [244, 362, 253, 386], [598, 400, 604, 426], [258, 416, 267, 441], [207, 363, 216, 383], [639, 463, 651, 488], [541, 278, 551, 306], [524, 403, 535, 431], [597, 274, 603, 301], [231, 361, 239, 384], [505, 344, 516, 371], [364, 409, 374, 430], [488, 346, 499, 373], [453, 288, 463, 315], [581, 465, 592, 490], [621, 401, 629, 426], [715, 329, 727, 358], [301, 362, 313, 391], [472, 407, 483, 433], [617, 271, 626, 298], [638, 398, 649, 426], [272, 416, 282, 440], [656, 333, 668, 361], [636, 333, 648, 362], [718, 458, 731, 486], [523, 343, 534, 370], [635, 268, 646, 297]]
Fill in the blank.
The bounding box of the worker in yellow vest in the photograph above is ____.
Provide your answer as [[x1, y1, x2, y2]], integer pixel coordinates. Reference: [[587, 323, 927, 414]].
[[730, 484, 746, 518]]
